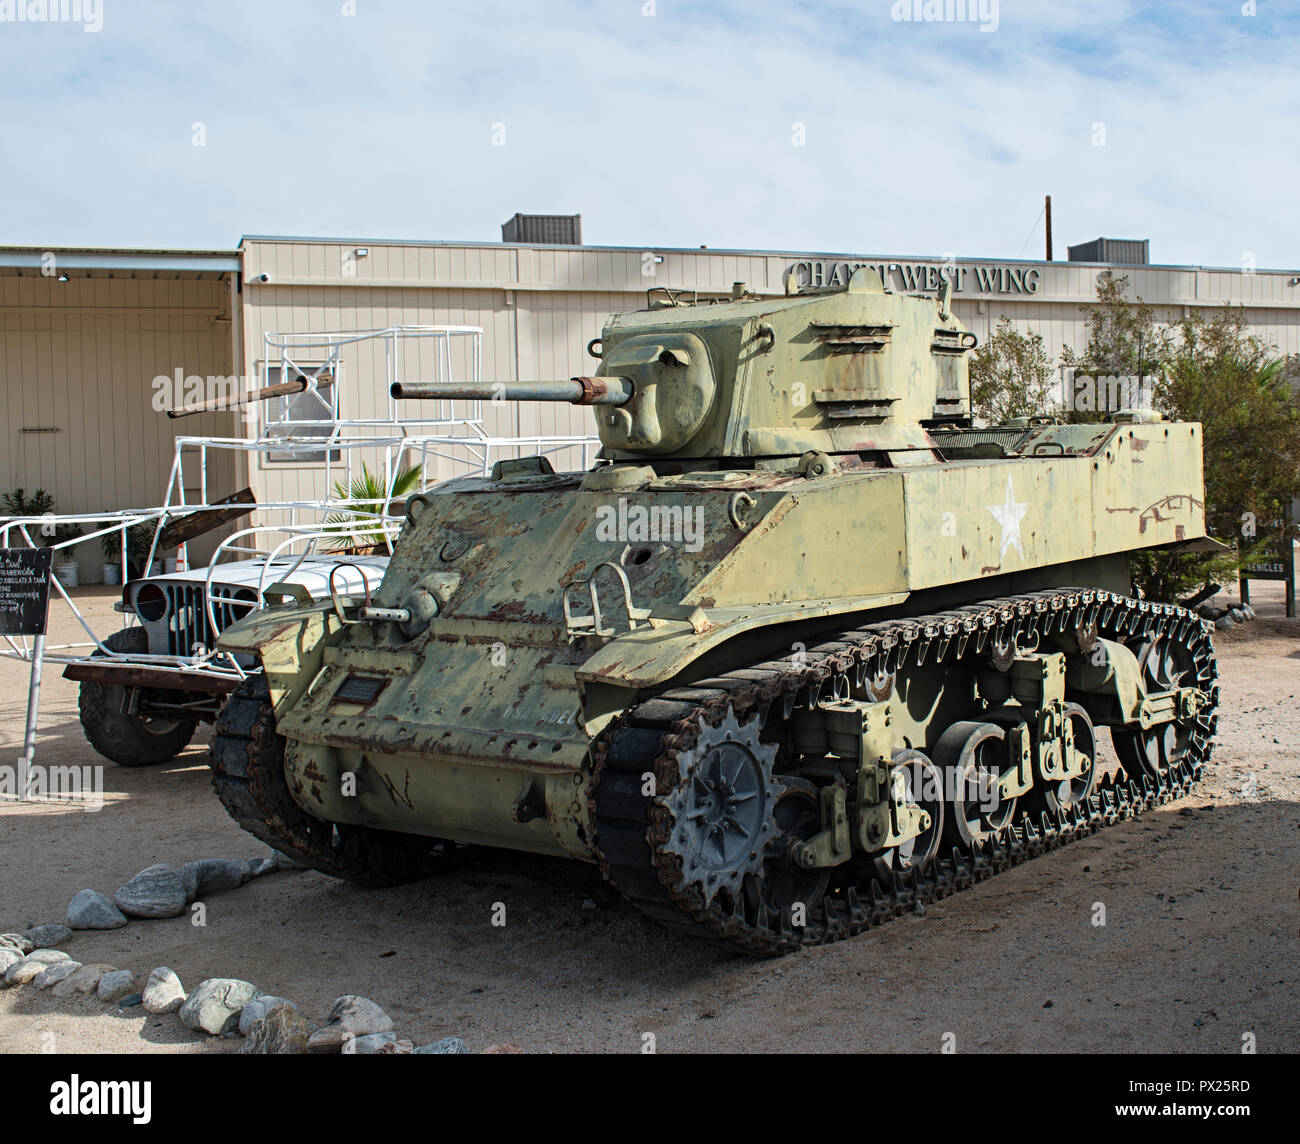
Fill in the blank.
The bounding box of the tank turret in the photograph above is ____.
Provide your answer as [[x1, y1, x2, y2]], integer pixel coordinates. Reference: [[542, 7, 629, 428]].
[[392, 267, 973, 461]]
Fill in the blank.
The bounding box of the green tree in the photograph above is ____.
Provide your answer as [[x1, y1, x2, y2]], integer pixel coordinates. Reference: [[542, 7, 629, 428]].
[[1136, 311, 1300, 600], [985, 272, 1300, 602], [1060, 272, 1172, 422], [968, 318, 1057, 424]]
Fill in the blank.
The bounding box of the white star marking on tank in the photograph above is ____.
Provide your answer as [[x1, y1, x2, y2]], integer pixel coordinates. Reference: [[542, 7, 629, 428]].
[[987, 475, 1028, 561]]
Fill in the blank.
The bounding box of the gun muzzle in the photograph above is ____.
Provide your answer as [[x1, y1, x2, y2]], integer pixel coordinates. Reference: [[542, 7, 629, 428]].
[[391, 376, 634, 406]]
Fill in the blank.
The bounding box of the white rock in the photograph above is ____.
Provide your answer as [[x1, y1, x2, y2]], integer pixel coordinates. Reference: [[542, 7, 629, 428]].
[[4, 950, 70, 987], [113, 864, 188, 919], [51, 963, 116, 998], [239, 1005, 310, 1054], [345, 1031, 412, 1054], [414, 1036, 471, 1054], [178, 978, 259, 1035], [142, 967, 187, 1014], [178, 858, 249, 897], [307, 995, 394, 1052], [67, 889, 129, 930], [243, 857, 276, 879], [33, 961, 83, 989], [238, 994, 298, 1036], [23, 923, 72, 947], [97, 969, 138, 1002]]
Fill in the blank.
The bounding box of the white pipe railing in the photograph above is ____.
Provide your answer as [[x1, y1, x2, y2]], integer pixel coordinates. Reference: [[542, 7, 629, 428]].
[[1, 324, 597, 683]]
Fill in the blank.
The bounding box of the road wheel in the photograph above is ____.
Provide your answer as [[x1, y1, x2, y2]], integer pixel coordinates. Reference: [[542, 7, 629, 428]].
[[933, 720, 1018, 847], [78, 627, 198, 767], [872, 749, 945, 883], [1026, 702, 1098, 817], [1111, 634, 1196, 781]]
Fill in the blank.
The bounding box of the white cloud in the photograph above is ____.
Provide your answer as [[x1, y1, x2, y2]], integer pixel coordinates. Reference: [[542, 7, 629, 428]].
[[0, 0, 1296, 268]]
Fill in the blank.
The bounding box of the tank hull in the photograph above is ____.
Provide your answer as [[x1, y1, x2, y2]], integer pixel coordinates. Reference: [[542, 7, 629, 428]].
[[218, 420, 1205, 860]]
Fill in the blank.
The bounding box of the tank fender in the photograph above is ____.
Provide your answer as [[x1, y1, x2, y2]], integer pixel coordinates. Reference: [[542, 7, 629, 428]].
[[215, 599, 341, 711], [575, 592, 908, 691]]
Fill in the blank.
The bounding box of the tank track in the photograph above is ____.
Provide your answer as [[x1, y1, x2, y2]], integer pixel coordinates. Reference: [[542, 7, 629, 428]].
[[209, 674, 453, 887], [591, 588, 1218, 956]]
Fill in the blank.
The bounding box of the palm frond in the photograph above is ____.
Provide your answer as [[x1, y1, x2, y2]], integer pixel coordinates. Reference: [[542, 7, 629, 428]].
[[323, 462, 423, 551]]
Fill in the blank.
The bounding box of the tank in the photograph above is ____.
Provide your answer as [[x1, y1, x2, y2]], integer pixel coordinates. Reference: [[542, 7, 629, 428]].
[[208, 268, 1218, 955]]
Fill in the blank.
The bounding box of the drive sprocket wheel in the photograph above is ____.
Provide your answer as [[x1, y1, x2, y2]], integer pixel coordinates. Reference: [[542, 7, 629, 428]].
[[657, 706, 783, 910]]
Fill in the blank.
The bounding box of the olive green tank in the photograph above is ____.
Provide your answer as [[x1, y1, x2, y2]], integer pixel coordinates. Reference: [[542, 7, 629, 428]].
[[209, 268, 1218, 954]]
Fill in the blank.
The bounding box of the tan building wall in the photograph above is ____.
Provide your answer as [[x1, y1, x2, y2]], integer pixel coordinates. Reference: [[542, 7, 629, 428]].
[[239, 240, 1300, 483], [6, 238, 1299, 582], [0, 260, 240, 579]]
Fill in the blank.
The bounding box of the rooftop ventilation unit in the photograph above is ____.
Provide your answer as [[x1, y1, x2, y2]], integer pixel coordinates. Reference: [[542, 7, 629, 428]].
[[1067, 237, 1150, 265], [501, 213, 583, 245]]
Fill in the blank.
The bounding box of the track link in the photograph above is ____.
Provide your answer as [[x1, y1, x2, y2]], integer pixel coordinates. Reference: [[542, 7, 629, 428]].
[[591, 588, 1218, 956]]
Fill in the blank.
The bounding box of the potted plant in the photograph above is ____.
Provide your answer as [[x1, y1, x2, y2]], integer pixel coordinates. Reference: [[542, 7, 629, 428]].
[[101, 522, 160, 582], [100, 527, 126, 585], [1, 487, 55, 540], [48, 522, 84, 586], [2, 487, 83, 584]]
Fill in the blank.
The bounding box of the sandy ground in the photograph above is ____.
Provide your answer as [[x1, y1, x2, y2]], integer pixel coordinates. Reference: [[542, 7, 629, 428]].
[[1, 584, 1296, 1054]]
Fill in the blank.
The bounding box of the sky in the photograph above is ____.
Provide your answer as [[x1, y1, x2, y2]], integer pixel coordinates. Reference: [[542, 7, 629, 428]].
[[1, 0, 1297, 268]]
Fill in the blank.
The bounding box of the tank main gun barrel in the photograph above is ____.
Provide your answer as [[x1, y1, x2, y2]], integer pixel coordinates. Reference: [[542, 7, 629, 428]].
[[391, 376, 634, 406], [166, 377, 308, 419]]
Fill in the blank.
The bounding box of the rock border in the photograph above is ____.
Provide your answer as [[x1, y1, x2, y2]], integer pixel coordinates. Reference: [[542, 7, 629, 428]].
[[3, 852, 505, 1053]]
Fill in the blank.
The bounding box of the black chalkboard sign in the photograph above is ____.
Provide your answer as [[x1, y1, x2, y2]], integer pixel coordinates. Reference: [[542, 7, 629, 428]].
[[1239, 501, 1297, 619], [0, 548, 54, 636]]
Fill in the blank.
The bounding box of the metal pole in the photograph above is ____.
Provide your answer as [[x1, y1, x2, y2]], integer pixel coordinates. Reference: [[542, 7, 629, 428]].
[[1045, 194, 1053, 261], [20, 634, 45, 801]]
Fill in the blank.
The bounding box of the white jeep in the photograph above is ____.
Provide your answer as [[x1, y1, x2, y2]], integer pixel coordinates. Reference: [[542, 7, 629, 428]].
[[65, 555, 387, 766]]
